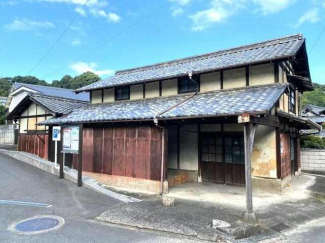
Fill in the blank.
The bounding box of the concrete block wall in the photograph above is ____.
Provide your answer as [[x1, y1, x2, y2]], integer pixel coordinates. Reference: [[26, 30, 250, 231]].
[[301, 149, 325, 174]]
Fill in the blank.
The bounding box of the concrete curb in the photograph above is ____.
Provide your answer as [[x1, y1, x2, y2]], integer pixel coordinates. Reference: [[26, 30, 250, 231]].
[[0, 149, 141, 204]]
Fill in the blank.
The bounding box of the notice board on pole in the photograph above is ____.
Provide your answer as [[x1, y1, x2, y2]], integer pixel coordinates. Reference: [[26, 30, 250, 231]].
[[62, 126, 79, 154]]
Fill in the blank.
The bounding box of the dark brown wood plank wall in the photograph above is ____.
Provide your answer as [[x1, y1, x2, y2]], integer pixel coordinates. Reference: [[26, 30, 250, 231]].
[[82, 125, 164, 181], [280, 133, 291, 179], [18, 134, 49, 160]]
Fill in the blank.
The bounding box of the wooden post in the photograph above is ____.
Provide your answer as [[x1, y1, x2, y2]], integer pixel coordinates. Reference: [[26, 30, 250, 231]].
[[78, 124, 83, 187], [59, 126, 64, 179], [243, 122, 257, 224]]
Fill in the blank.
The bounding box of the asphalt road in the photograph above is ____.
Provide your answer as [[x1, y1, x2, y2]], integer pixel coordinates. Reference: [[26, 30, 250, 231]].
[[0, 153, 200, 243]]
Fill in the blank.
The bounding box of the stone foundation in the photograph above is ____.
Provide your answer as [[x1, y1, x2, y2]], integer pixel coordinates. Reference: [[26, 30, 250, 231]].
[[252, 176, 291, 193]]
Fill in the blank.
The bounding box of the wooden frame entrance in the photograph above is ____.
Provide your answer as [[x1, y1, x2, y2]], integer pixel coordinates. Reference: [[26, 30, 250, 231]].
[[200, 132, 245, 186]]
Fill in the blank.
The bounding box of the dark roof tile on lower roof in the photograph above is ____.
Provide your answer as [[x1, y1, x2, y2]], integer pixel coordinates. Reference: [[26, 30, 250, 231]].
[[39, 83, 288, 125]]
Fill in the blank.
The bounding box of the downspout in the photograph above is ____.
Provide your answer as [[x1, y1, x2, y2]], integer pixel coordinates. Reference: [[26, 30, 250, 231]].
[[154, 72, 199, 195]]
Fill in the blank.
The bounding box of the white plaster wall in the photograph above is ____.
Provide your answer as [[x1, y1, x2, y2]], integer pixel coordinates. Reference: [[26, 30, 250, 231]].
[[249, 64, 275, 86], [179, 125, 198, 170], [28, 103, 37, 116], [37, 105, 46, 115], [145, 82, 159, 98], [19, 118, 27, 133], [200, 72, 221, 92], [167, 125, 178, 169], [9, 91, 29, 112], [223, 68, 246, 89], [162, 79, 178, 97], [92, 90, 102, 104], [130, 84, 143, 100], [104, 88, 114, 103]]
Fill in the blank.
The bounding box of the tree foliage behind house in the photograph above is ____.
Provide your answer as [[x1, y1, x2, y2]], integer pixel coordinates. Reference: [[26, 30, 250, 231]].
[[0, 72, 100, 97], [301, 83, 325, 108]]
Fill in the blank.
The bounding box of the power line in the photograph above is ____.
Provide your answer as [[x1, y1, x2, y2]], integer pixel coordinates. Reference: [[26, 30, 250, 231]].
[[42, 1, 171, 80], [26, 0, 90, 76], [309, 24, 325, 55]]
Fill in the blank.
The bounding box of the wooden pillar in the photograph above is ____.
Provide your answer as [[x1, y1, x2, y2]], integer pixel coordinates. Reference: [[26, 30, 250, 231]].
[[59, 127, 64, 179], [243, 122, 257, 224], [78, 124, 83, 187]]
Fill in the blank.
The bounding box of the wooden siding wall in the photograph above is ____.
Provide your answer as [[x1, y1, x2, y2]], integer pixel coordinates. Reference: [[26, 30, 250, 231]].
[[280, 133, 291, 179], [82, 126, 165, 181], [18, 134, 49, 160]]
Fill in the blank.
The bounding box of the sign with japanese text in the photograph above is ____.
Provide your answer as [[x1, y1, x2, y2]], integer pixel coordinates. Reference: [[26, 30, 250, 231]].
[[62, 126, 79, 154]]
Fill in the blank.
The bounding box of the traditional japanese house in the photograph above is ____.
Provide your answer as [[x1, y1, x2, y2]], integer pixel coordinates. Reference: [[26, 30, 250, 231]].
[[39, 34, 321, 199], [7, 89, 89, 166], [301, 105, 325, 137]]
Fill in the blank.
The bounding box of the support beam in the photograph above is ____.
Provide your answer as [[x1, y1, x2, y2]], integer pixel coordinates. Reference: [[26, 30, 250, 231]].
[[78, 124, 83, 187], [243, 122, 257, 225]]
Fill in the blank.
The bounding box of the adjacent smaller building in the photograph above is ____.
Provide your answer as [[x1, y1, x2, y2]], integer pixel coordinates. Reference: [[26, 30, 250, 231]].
[[7, 88, 89, 166], [301, 105, 325, 137]]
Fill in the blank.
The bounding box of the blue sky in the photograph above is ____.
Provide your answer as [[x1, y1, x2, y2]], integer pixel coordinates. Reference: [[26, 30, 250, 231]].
[[0, 0, 324, 84]]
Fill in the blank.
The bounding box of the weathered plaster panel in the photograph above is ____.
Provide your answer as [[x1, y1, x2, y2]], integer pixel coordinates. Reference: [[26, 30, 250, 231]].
[[28, 117, 37, 131], [200, 72, 221, 92], [162, 79, 178, 97], [252, 125, 277, 179], [37, 116, 46, 130], [167, 125, 178, 169], [130, 84, 143, 100], [223, 68, 246, 89], [92, 90, 102, 104], [104, 88, 114, 103], [180, 125, 198, 170], [249, 64, 275, 86], [145, 82, 159, 98]]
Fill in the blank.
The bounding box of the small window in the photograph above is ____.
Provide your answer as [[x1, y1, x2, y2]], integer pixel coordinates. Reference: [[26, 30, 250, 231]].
[[178, 76, 199, 94], [115, 87, 130, 101], [289, 88, 295, 113]]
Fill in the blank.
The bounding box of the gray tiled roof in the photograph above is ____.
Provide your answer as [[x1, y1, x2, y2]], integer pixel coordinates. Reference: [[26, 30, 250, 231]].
[[77, 34, 304, 92], [301, 105, 325, 116], [39, 83, 288, 125], [307, 116, 325, 124], [14, 83, 89, 101], [30, 93, 88, 115]]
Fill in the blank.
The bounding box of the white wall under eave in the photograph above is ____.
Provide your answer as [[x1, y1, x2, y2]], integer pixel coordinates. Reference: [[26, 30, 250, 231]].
[[145, 82, 159, 98], [92, 90, 102, 104], [179, 125, 198, 170], [130, 84, 143, 100], [249, 63, 275, 86], [200, 72, 221, 92], [223, 68, 246, 89], [9, 91, 29, 113]]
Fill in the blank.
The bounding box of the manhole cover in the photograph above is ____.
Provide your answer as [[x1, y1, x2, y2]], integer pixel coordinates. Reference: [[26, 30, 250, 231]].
[[8, 215, 65, 235]]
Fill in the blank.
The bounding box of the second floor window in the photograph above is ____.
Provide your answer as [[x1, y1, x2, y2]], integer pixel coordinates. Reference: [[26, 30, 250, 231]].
[[289, 88, 295, 113], [115, 86, 130, 101], [178, 76, 199, 94]]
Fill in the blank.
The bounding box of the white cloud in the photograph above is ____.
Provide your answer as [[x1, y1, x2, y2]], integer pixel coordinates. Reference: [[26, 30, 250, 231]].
[[71, 38, 81, 45], [252, 0, 295, 15], [75, 7, 87, 16], [70, 62, 115, 76], [170, 0, 191, 5], [190, 0, 246, 31], [4, 18, 55, 31], [294, 8, 320, 27], [91, 9, 121, 22], [172, 8, 184, 17]]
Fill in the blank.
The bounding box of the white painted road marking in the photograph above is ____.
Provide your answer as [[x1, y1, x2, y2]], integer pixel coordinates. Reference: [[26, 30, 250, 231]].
[[0, 200, 52, 208]]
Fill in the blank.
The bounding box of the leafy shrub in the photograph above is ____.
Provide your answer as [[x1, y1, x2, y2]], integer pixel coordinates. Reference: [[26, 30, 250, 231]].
[[301, 135, 325, 149]]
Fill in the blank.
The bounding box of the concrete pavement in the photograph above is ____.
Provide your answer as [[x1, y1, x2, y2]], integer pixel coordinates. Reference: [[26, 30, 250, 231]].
[[0, 153, 203, 243]]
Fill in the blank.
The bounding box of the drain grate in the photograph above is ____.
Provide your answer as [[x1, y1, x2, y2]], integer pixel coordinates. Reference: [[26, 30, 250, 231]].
[[8, 215, 65, 235]]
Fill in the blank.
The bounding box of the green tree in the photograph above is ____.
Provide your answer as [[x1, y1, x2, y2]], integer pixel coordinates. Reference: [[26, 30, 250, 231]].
[[0, 105, 6, 125], [69, 72, 100, 90], [0, 78, 11, 96], [11, 76, 48, 86]]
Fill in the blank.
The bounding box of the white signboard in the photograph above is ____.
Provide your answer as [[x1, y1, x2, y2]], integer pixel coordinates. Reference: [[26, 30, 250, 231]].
[[52, 126, 61, 141], [62, 126, 79, 154]]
